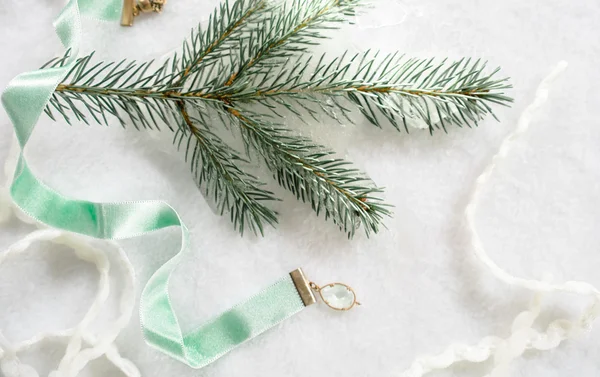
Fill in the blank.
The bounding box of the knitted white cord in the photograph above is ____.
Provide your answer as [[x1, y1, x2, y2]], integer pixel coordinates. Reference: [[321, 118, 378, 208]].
[[0, 137, 18, 224], [0, 188, 10, 224], [0, 228, 140, 377], [400, 62, 600, 377], [0, 151, 140, 377]]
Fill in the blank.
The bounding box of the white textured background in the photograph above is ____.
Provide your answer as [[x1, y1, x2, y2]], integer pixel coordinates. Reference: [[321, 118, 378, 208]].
[[1, 0, 600, 376]]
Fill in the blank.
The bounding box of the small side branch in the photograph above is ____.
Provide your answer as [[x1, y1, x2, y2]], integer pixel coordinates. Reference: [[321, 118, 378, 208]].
[[226, 107, 390, 237]]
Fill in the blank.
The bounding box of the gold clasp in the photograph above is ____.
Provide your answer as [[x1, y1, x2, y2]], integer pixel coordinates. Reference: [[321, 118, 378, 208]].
[[121, 0, 166, 27], [310, 281, 361, 311]]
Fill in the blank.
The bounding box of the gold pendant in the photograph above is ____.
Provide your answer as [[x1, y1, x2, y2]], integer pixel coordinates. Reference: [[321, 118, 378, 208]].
[[290, 268, 361, 311]]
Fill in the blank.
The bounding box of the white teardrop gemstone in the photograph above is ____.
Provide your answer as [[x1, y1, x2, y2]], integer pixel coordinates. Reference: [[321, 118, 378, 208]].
[[319, 283, 356, 310]]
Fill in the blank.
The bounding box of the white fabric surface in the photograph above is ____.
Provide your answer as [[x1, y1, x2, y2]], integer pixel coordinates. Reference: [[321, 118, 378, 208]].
[[1, 0, 600, 376]]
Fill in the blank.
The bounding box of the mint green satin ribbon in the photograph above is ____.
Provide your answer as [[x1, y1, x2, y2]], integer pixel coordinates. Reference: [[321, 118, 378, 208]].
[[2, 0, 306, 368]]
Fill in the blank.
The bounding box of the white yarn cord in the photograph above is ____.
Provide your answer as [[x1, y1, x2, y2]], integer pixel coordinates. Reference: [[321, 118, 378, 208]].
[[401, 62, 600, 377], [0, 229, 140, 377], [0, 144, 140, 377], [0, 137, 18, 224]]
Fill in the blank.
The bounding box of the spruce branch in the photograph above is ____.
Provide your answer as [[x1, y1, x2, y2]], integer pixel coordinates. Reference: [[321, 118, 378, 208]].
[[42, 0, 513, 237], [177, 0, 267, 88], [47, 51, 181, 130], [224, 0, 362, 86], [231, 51, 513, 132], [174, 108, 278, 235], [224, 106, 389, 237]]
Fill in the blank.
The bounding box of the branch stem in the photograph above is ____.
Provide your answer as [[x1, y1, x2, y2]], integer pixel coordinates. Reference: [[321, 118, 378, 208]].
[[56, 83, 500, 104]]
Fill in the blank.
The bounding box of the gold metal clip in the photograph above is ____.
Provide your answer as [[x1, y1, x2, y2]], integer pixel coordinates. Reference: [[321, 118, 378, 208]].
[[121, 0, 166, 27], [290, 268, 317, 307]]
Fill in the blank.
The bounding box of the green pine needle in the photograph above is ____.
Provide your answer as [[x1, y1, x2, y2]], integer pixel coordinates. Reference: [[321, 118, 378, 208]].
[[43, 0, 512, 237]]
